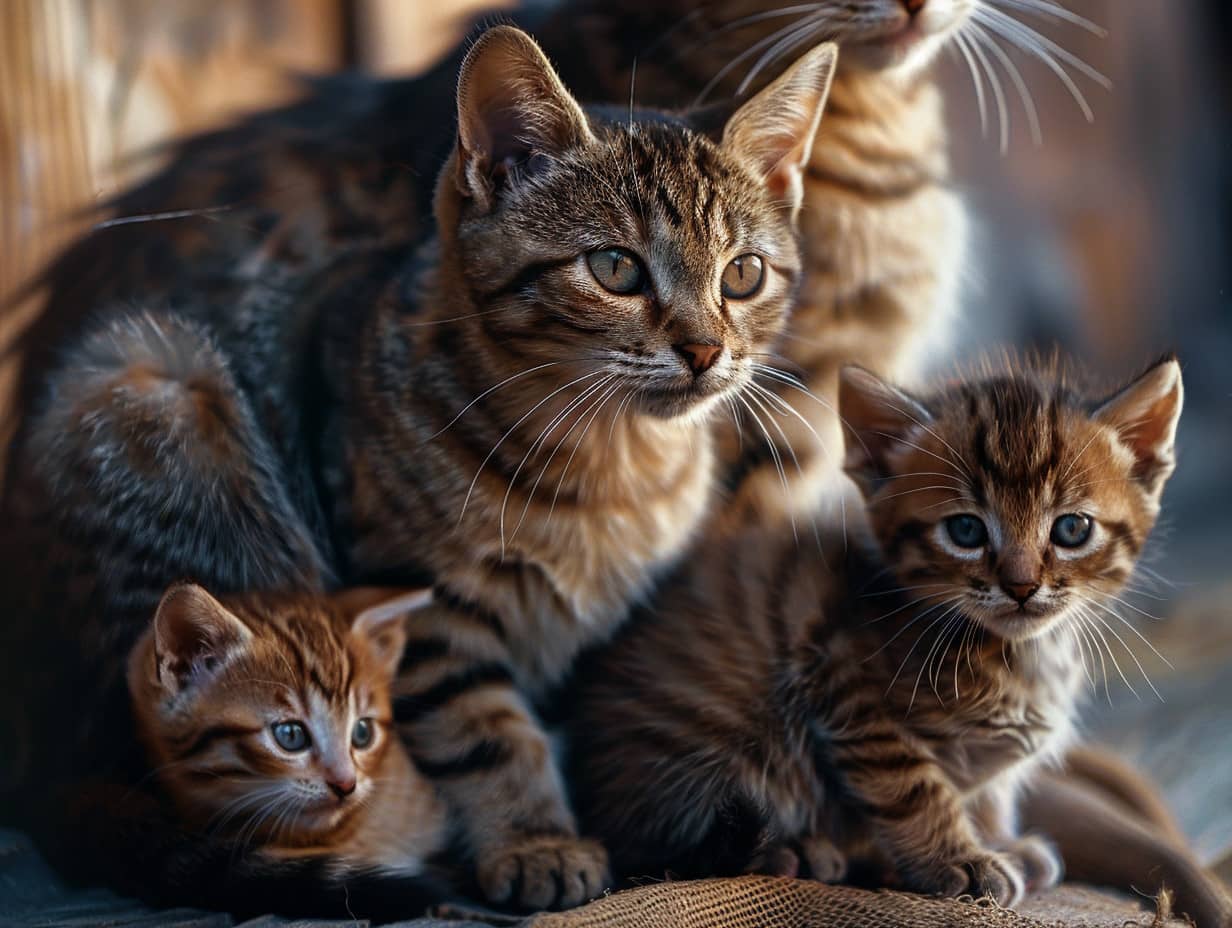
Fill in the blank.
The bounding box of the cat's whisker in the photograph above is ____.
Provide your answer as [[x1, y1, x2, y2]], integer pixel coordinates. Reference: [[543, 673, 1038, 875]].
[[1087, 598, 1173, 671], [736, 390, 800, 544], [737, 12, 825, 96], [971, 5, 1108, 123], [892, 601, 963, 706], [744, 384, 824, 550], [871, 484, 971, 504], [457, 369, 606, 526], [500, 373, 616, 552], [987, 0, 1107, 37], [428, 359, 592, 441], [952, 31, 990, 139], [694, 12, 818, 106], [919, 612, 964, 706], [963, 24, 1010, 154], [543, 377, 628, 530], [1081, 602, 1163, 702], [1097, 591, 1166, 624], [861, 582, 952, 599], [747, 377, 835, 465], [968, 21, 1042, 148], [1073, 602, 1138, 700], [865, 590, 961, 630]]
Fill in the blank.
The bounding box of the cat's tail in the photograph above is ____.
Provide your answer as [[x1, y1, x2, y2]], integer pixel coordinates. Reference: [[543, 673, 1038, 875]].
[[1023, 756, 1231, 928]]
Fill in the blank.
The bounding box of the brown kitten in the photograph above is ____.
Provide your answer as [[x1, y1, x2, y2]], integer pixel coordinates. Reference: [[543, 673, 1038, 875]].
[[127, 585, 445, 878], [114, 585, 453, 918], [570, 357, 1183, 906]]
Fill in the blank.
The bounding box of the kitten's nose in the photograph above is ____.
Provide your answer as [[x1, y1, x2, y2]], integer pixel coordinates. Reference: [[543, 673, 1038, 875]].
[[1001, 581, 1039, 606], [326, 774, 357, 799], [675, 342, 723, 376], [899, 0, 927, 15]]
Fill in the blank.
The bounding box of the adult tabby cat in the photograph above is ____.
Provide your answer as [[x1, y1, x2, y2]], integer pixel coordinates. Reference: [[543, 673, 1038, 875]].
[[570, 357, 1183, 906], [0, 27, 839, 911], [113, 585, 450, 919]]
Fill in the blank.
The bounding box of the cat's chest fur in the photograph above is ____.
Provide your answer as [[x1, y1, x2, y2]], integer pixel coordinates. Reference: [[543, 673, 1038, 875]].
[[904, 643, 1084, 793]]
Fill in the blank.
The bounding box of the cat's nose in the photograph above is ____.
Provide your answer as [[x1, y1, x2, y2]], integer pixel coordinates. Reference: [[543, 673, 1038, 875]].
[[898, 0, 927, 15], [326, 774, 357, 799], [1001, 581, 1039, 606], [674, 342, 723, 376]]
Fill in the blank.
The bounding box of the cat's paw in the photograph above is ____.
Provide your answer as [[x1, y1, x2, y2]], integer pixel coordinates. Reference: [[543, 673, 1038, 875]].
[[1002, 834, 1063, 893], [800, 834, 848, 883], [915, 850, 1026, 907], [477, 835, 610, 911]]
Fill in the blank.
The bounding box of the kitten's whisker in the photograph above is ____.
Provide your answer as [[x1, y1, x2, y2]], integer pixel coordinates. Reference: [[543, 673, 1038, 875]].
[[745, 385, 823, 550], [747, 378, 835, 465], [1073, 603, 1137, 699], [892, 602, 962, 706], [1082, 603, 1163, 701], [694, 12, 818, 106], [871, 484, 970, 504], [864, 590, 959, 629], [737, 13, 823, 96], [1088, 598, 1173, 670], [861, 582, 951, 599], [1098, 591, 1166, 624], [871, 430, 972, 487]]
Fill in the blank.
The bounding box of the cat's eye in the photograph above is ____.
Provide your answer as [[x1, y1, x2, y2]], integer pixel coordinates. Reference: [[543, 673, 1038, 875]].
[[587, 248, 644, 294], [1051, 513, 1093, 548], [721, 254, 764, 299], [351, 717, 376, 749], [945, 514, 988, 549], [272, 721, 310, 752]]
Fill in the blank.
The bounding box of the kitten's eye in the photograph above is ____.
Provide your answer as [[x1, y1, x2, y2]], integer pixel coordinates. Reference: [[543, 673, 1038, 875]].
[[1051, 513, 1093, 548], [721, 254, 765, 299], [587, 249, 644, 294], [351, 717, 375, 749], [272, 721, 310, 752], [945, 514, 988, 549]]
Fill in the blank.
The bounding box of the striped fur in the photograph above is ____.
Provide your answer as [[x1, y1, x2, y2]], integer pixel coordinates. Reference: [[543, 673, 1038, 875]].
[[570, 357, 1183, 907]]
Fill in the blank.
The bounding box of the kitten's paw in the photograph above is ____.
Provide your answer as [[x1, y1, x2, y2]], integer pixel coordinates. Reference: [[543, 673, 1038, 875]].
[[477, 835, 610, 911], [800, 834, 848, 883], [918, 851, 1026, 908], [1003, 835, 1063, 893]]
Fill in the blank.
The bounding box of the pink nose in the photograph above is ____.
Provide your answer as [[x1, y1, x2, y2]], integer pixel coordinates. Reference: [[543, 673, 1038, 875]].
[[1002, 582, 1039, 605], [899, 0, 926, 14], [675, 343, 722, 376], [326, 774, 356, 799]]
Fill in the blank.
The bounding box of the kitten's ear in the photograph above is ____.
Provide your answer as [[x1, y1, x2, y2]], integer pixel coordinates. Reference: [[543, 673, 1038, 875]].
[[454, 25, 594, 212], [153, 584, 251, 695], [1095, 357, 1184, 495], [721, 42, 838, 221], [343, 588, 432, 678], [839, 365, 934, 496]]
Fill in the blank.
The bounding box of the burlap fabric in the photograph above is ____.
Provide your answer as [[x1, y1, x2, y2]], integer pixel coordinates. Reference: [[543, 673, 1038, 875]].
[[518, 878, 1184, 928]]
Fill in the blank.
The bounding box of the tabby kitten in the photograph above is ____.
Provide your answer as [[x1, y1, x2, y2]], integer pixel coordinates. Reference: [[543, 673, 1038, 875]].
[[538, 0, 980, 530], [84, 586, 450, 920], [571, 357, 1183, 906], [0, 27, 839, 912], [127, 585, 445, 883]]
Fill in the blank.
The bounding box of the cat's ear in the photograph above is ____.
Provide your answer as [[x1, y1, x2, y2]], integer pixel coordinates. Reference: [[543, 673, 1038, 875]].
[[454, 25, 594, 212], [1095, 356, 1184, 496], [720, 41, 838, 221], [839, 365, 934, 496], [342, 588, 432, 678], [153, 583, 251, 696]]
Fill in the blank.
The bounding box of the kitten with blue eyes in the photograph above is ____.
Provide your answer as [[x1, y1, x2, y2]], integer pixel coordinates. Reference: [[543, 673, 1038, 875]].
[[570, 356, 1183, 906]]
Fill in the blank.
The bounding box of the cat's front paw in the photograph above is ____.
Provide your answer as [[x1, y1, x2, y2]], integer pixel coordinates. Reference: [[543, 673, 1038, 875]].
[[477, 835, 610, 911], [1002, 834, 1062, 894], [800, 834, 848, 883], [915, 850, 1026, 908]]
